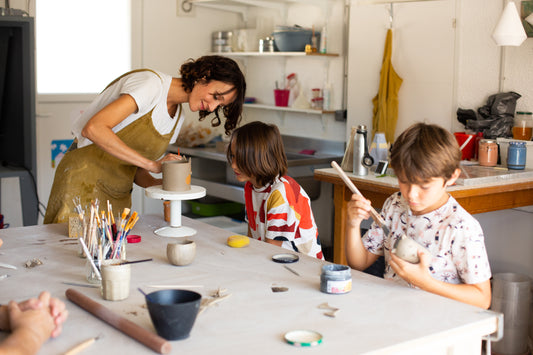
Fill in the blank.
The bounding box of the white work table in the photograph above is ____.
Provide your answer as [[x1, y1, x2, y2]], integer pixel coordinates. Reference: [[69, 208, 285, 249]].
[[0, 215, 500, 354]]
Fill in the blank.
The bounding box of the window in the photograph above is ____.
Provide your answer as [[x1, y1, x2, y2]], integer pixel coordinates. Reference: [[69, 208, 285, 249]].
[[36, 0, 131, 94]]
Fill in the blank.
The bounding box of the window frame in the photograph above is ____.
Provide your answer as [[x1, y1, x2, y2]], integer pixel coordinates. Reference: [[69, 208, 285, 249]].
[[36, 0, 142, 101]]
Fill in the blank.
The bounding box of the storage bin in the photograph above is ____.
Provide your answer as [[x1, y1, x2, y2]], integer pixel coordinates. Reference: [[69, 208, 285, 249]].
[[490, 273, 531, 355], [187, 199, 243, 217]]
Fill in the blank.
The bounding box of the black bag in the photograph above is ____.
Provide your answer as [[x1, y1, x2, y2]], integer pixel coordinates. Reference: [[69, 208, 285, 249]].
[[457, 91, 521, 139]]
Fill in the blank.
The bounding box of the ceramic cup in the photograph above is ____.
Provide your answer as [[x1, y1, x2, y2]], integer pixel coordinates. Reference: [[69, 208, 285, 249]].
[[167, 240, 196, 266], [392, 235, 427, 264], [100, 259, 131, 301], [162, 158, 191, 192]]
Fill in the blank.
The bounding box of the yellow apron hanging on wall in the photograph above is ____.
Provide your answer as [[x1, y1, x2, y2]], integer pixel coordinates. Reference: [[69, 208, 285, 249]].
[[372, 29, 403, 143]]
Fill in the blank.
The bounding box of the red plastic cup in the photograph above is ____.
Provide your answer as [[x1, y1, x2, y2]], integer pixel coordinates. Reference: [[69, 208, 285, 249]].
[[454, 132, 476, 161], [274, 89, 290, 107]]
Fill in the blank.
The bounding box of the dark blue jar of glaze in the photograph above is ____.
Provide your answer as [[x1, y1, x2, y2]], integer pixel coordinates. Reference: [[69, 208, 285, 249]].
[[320, 264, 352, 294], [507, 141, 527, 170]]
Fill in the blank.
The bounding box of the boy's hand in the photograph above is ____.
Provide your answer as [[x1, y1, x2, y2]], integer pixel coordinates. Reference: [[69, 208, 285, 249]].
[[346, 194, 372, 226], [390, 249, 433, 288]]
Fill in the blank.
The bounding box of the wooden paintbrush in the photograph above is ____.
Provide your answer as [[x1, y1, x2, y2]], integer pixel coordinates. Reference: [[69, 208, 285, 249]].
[[331, 161, 390, 235]]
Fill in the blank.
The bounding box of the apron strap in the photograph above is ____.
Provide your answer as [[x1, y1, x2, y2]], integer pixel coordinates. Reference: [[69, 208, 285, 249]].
[[103, 69, 162, 92]]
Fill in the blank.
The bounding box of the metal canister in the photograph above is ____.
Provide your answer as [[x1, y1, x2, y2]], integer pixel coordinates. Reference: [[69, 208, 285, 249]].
[[507, 141, 527, 170], [353, 125, 369, 176], [258, 37, 274, 53], [478, 139, 498, 167], [212, 31, 233, 52]]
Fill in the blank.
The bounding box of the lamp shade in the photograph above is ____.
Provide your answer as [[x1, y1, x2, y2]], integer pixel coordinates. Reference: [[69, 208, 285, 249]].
[[492, 1, 527, 46]]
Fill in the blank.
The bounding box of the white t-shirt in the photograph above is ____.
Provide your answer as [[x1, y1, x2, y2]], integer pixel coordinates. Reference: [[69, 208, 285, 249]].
[[72, 70, 183, 149], [362, 192, 491, 287]]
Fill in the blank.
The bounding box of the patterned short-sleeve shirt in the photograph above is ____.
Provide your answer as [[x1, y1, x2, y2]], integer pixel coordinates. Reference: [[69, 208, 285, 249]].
[[245, 175, 323, 259], [362, 192, 491, 286]]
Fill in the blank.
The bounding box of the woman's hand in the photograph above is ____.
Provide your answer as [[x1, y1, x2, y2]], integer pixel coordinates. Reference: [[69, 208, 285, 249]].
[[7, 300, 55, 348], [152, 153, 183, 174], [389, 249, 433, 288], [16, 292, 68, 338]]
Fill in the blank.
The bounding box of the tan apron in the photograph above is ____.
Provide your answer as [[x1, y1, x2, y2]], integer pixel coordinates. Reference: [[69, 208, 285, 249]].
[[44, 70, 181, 224]]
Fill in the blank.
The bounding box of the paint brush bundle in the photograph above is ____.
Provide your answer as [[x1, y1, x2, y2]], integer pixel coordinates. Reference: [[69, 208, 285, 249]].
[[72, 198, 140, 281]]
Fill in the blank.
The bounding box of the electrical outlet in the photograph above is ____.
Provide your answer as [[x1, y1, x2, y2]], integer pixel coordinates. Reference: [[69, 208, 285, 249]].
[[177, 0, 196, 17]]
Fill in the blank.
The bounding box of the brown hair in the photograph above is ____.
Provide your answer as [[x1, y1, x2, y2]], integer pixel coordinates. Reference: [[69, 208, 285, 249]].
[[390, 122, 461, 184], [227, 121, 287, 187], [180, 55, 246, 135]]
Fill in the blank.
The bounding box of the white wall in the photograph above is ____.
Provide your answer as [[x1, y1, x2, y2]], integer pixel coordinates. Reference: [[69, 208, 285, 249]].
[[347, 0, 457, 135], [3, 0, 533, 279]]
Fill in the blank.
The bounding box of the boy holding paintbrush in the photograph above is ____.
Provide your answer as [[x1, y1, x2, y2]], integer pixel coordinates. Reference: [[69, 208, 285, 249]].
[[344, 122, 492, 309]]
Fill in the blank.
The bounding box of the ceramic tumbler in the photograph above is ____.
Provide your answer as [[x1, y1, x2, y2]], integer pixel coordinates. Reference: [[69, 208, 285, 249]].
[[162, 158, 191, 192], [101, 259, 131, 301]]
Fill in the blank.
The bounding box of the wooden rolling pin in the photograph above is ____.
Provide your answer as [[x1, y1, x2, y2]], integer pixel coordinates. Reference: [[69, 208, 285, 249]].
[[65, 288, 171, 354]]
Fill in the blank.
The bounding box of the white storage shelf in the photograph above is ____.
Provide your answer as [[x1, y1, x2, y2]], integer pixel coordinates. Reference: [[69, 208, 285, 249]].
[[215, 51, 339, 57], [216, 51, 341, 116], [244, 103, 336, 115], [202, 0, 347, 119]]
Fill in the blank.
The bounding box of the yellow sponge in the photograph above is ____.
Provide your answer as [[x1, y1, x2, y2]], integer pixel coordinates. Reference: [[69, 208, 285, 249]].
[[227, 234, 250, 248]]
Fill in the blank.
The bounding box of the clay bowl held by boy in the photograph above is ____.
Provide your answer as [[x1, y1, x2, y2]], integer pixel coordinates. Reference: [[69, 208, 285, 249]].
[[392, 235, 428, 264]]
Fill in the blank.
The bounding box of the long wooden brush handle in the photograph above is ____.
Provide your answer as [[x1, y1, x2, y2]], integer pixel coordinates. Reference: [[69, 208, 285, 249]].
[[65, 288, 171, 354], [331, 161, 386, 225]]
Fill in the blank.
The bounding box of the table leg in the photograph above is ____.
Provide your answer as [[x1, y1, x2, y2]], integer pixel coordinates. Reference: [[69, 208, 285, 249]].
[[333, 184, 349, 266]]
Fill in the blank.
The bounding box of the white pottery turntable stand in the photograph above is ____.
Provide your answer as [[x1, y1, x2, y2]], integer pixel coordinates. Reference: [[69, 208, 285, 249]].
[[145, 185, 206, 237]]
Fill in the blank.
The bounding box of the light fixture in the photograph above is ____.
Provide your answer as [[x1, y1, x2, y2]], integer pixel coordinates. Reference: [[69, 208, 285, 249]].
[[492, 1, 527, 46]]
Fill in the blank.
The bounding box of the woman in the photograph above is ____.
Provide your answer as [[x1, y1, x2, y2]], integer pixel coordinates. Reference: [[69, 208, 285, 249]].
[[44, 55, 246, 224]]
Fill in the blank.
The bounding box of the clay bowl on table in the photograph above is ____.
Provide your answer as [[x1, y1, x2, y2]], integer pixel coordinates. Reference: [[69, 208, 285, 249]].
[[167, 240, 196, 266], [145, 289, 202, 340]]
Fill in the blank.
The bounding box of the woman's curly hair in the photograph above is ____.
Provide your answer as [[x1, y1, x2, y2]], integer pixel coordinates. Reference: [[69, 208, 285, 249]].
[[180, 55, 246, 135]]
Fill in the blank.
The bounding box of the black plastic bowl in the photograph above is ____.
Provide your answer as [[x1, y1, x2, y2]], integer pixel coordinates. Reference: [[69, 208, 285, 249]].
[[145, 289, 202, 340]]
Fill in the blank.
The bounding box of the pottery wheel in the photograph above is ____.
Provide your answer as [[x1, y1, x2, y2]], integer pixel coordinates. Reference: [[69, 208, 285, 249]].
[[145, 185, 206, 237]]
